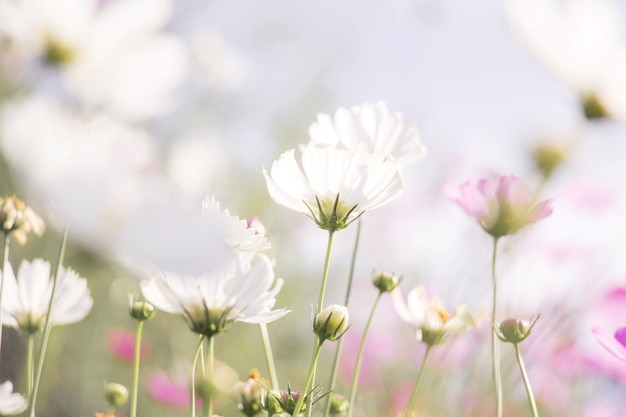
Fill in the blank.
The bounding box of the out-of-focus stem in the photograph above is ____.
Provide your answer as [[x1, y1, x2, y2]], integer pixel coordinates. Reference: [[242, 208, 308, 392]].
[[514, 344, 539, 417], [491, 237, 503, 417]]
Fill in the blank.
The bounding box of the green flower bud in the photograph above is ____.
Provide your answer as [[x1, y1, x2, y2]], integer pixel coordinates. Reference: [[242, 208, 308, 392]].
[[313, 305, 349, 342], [372, 271, 400, 293], [328, 394, 349, 417], [129, 295, 156, 321], [532, 143, 566, 179], [581, 92, 609, 120], [104, 382, 129, 406], [497, 316, 539, 344]]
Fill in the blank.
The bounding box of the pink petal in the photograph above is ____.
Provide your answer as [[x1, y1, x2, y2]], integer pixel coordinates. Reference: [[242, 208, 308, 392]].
[[106, 328, 149, 363], [592, 326, 626, 362], [148, 372, 200, 408]]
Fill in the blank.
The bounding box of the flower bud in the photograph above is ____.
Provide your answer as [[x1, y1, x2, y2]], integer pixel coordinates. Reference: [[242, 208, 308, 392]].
[[581, 92, 609, 120], [497, 316, 539, 344], [104, 382, 129, 406], [532, 142, 566, 179], [313, 305, 349, 342], [328, 394, 349, 417], [0, 195, 45, 245], [372, 271, 400, 293], [129, 295, 156, 321]]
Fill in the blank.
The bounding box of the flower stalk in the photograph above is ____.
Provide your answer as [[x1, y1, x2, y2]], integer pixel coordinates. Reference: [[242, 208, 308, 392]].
[[292, 341, 323, 417], [491, 237, 503, 417], [0, 232, 9, 359], [129, 320, 145, 417], [514, 343, 539, 417], [259, 323, 279, 391], [191, 335, 206, 417], [404, 344, 432, 416]]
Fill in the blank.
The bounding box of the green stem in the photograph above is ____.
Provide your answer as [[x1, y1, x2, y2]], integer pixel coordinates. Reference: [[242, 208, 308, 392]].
[[205, 336, 215, 417], [346, 292, 382, 417], [259, 323, 279, 390], [316, 230, 335, 313], [292, 342, 323, 417], [29, 226, 68, 417], [129, 320, 145, 417], [27, 334, 34, 398], [404, 344, 432, 416], [190, 335, 206, 417], [0, 232, 10, 359], [491, 237, 503, 417], [514, 344, 539, 417], [324, 220, 362, 417], [105, 404, 115, 417]]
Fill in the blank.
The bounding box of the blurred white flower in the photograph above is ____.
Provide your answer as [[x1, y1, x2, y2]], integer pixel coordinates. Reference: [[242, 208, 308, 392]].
[[167, 136, 228, 195], [264, 141, 405, 231], [0, 0, 187, 120], [0, 381, 27, 416], [140, 254, 288, 337], [308, 101, 426, 165], [202, 195, 271, 253], [0, 96, 160, 250], [1, 259, 93, 334], [392, 285, 483, 346], [192, 29, 250, 90], [507, 0, 626, 119]]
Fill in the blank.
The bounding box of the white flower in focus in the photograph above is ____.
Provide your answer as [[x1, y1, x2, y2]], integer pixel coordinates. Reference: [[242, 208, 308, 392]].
[[507, 0, 626, 119], [202, 195, 270, 253], [0, 381, 27, 415], [140, 254, 288, 337], [1, 259, 93, 334], [308, 102, 426, 165], [0, 0, 187, 120], [264, 142, 405, 231], [392, 285, 483, 347]]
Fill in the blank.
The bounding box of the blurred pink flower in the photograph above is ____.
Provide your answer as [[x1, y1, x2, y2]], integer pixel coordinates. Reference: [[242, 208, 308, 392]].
[[593, 326, 626, 361], [148, 371, 200, 409], [445, 175, 552, 237], [106, 328, 148, 363]]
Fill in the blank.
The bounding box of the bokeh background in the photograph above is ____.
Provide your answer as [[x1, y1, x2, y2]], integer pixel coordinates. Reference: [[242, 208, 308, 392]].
[[1, 0, 626, 415]]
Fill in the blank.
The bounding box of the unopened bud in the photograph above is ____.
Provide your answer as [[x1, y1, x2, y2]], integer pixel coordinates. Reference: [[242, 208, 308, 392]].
[[104, 382, 128, 406], [313, 305, 349, 342], [329, 394, 349, 417], [497, 316, 539, 344], [532, 143, 566, 179], [129, 295, 156, 321], [372, 271, 400, 293]]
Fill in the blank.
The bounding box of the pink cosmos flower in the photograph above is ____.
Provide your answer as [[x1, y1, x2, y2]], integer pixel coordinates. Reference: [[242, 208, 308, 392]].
[[445, 175, 553, 237], [592, 326, 626, 361], [106, 328, 148, 363], [148, 371, 200, 409]]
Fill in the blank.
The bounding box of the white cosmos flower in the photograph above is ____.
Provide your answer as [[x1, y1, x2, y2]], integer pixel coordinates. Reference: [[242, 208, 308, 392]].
[[0, 0, 187, 121], [140, 254, 288, 337], [392, 285, 483, 347], [0, 381, 27, 416], [264, 141, 405, 231], [1, 259, 93, 334], [308, 101, 426, 165], [202, 195, 270, 253], [507, 0, 626, 119]]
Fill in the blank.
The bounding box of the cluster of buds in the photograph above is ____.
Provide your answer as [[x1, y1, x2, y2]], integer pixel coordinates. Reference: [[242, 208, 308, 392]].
[[0, 195, 45, 245], [313, 304, 350, 342], [262, 386, 306, 416]]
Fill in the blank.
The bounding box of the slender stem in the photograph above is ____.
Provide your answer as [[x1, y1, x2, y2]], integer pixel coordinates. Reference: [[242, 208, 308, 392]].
[[190, 335, 206, 417], [346, 292, 382, 417], [292, 342, 323, 417], [205, 336, 215, 417], [514, 344, 539, 417], [29, 225, 68, 417], [404, 344, 432, 416], [105, 404, 115, 417], [316, 230, 335, 313], [259, 323, 279, 390], [491, 237, 503, 417], [129, 320, 145, 417], [0, 232, 10, 359], [27, 334, 34, 398], [324, 220, 362, 417]]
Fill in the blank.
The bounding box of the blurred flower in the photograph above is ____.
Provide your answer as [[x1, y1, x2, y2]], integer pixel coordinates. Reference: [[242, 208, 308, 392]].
[[0, 195, 44, 245], [202, 195, 271, 253], [313, 304, 350, 342], [531, 142, 566, 180], [106, 328, 148, 363], [148, 371, 199, 409], [592, 326, 626, 362], [1, 259, 93, 334], [0, 0, 187, 120], [191, 29, 250, 90], [496, 316, 539, 345], [104, 382, 129, 407], [392, 285, 483, 346], [141, 254, 288, 337], [0, 381, 27, 415], [234, 369, 267, 417], [308, 101, 426, 165], [445, 175, 552, 238], [264, 141, 404, 231], [372, 271, 401, 293], [507, 0, 626, 120]]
